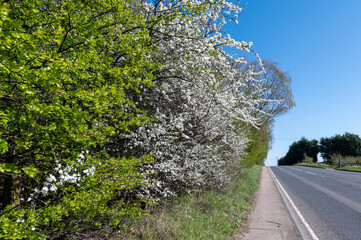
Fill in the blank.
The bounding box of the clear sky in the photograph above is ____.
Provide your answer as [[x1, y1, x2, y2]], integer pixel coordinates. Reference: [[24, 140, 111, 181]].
[[225, 0, 361, 166]]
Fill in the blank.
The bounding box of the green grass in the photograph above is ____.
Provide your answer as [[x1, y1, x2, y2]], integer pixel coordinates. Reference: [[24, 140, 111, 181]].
[[114, 165, 262, 240], [297, 163, 361, 172], [296, 163, 337, 169], [338, 166, 361, 172]]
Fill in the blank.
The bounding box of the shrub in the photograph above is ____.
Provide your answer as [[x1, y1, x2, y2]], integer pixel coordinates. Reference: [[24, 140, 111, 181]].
[[0, 0, 156, 238]]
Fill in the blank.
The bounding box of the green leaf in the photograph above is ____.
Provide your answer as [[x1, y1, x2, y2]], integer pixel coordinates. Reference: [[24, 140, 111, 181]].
[[0, 163, 21, 174], [22, 165, 39, 179]]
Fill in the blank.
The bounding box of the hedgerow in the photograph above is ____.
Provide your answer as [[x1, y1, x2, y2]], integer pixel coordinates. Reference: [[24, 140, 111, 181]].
[[0, 0, 293, 238]]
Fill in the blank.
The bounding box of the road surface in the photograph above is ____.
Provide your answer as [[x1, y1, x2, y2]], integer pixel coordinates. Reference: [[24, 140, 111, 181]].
[[270, 166, 361, 240]]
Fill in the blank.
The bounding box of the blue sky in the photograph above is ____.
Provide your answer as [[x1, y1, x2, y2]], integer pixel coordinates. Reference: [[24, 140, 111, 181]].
[[225, 0, 361, 166]]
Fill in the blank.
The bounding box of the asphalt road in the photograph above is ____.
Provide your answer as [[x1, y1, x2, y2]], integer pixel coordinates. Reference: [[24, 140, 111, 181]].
[[270, 166, 361, 240]]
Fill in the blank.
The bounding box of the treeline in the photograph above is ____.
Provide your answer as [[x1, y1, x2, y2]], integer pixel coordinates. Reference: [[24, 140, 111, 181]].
[[278, 133, 361, 165], [0, 0, 294, 239]]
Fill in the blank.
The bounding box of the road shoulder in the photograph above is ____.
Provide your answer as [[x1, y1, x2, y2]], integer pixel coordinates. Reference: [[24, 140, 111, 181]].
[[235, 166, 302, 240]]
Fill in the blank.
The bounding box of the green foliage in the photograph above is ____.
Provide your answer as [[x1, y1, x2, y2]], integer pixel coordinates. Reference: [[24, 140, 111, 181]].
[[304, 157, 314, 164], [0, 0, 158, 238], [244, 122, 272, 166], [278, 137, 318, 165], [319, 133, 361, 162], [281, 133, 361, 166], [329, 154, 361, 167], [0, 156, 154, 239]]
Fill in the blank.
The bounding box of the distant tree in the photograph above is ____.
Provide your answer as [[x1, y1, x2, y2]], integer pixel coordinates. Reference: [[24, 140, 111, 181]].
[[319, 133, 361, 162], [278, 137, 319, 165], [277, 156, 287, 166]]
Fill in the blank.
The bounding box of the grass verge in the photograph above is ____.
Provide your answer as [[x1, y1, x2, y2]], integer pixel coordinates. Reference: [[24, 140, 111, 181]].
[[297, 163, 361, 172], [296, 163, 337, 169], [115, 165, 262, 240], [338, 166, 361, 172]]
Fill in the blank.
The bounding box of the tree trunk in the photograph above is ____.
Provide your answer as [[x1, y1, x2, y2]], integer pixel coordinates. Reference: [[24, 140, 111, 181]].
[[1, 174, 20, 210], [1, 149, 21, 210]]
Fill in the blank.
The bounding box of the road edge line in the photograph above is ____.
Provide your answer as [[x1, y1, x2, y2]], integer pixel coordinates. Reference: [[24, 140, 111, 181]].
[[268, 167, 319, 240]]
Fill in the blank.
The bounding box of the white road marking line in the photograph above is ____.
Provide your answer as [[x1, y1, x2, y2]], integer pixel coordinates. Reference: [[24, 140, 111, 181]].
[[305, 171, 316, 175], [291, 166, 317, 176], [269, 167, 319, 240]]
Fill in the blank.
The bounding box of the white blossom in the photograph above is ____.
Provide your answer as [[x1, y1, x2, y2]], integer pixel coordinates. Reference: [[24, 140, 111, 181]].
[[16, 218, 24, 223], [50, 184, 57, 192]]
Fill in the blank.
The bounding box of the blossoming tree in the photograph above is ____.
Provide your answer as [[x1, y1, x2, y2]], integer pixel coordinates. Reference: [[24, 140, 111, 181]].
[[0, 0, 291, 238], [112, 0, 276, 199]]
